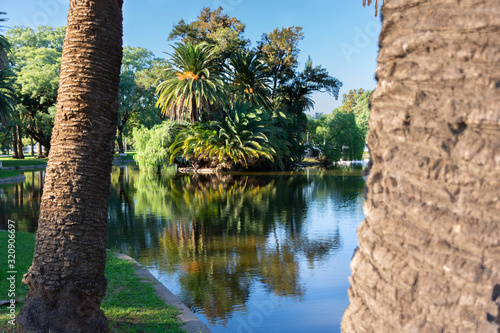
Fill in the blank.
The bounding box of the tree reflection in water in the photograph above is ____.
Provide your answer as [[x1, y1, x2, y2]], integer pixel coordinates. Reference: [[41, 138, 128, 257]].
[[0, 170, 44, 232], [107, 166, 355, 325]]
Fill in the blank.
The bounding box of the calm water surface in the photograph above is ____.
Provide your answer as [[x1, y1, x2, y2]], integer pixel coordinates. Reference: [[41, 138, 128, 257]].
[[0, 165, 365, 332]]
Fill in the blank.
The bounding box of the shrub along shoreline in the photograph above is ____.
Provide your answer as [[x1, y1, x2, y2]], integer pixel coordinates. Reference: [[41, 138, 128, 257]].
[[0, 231, 184, 333]]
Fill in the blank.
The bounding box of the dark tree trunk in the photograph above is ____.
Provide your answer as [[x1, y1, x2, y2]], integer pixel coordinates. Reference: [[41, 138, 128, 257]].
[[42, 142, 50, 157], [117, 126, 124, 154], [17, 0, 123, 332], [271, 75, 278, 100], [342, 1, 500, 332], [191, 94, 197, 124], [11, 126, 18, 159], [16, 125, 24, 159]]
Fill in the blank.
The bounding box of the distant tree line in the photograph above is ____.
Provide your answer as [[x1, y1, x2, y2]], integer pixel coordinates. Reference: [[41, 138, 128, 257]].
[[307, 88, 371, 163], [0, 7, 371, 170], [134, 6, 343, 171]]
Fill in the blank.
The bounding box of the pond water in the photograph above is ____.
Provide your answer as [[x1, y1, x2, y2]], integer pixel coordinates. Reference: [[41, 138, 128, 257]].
[[0, 164, 365, 332]]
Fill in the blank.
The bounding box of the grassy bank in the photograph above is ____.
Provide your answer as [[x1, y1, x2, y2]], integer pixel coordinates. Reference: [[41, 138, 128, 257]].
[[0, 231, 184, 333], [0, 169, 22, 180], [0, 152, 135, 181], [0, 156, 48, 168]]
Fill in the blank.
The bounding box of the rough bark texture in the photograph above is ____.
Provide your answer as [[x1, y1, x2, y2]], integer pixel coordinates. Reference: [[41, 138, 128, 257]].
[[342, 0, 500, 332], [17, 0, 123, 332]]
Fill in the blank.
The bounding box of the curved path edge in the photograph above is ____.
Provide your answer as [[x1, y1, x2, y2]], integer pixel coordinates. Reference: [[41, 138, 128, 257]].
[[0, 175, 26, 185], [112, 252, 211, 333]]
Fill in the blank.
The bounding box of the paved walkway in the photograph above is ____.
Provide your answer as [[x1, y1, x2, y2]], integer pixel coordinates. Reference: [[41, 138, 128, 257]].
[[113, 252, 211, 333]]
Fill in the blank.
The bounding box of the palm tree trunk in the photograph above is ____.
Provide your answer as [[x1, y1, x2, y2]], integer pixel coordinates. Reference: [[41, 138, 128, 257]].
[[17, 0, 123, 332], [191, 94, 197, 124], [342, 1, 500, 332]]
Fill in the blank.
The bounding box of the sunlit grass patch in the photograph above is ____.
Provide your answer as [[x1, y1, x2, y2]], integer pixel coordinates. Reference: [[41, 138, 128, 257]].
[[103, 251, 184, 333], [0, 231, 184, 333], [0, 156, 48, 168], [0, 169, 22, 180]]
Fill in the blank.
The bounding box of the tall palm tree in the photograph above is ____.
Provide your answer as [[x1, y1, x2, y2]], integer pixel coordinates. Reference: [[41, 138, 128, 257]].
[[275, 76, 315, 115], [0, 75, 16, 123], [156, 42, 226, 123], [342, 0, 500, 332], [17, 0, 123, 331], [0, 12, 8, 72], [0, 12, 15, 123], [228, 51, 272, 109], [276, 57, 341, 116]]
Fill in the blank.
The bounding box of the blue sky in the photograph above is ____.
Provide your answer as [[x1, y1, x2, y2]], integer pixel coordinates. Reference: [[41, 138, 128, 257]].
[[3, 0, 381, 114]]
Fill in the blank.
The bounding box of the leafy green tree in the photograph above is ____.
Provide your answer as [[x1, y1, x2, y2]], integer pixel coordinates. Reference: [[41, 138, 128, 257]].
[[127, 58, 169, 129], [305, 113, 325, 146], [341, 88, 365, 111], [132, 121, 188, 171], [277, 57, 342, 115], [117, 46, 161, 153], [6, 26, 65, 155], [258, 26, 304, 99], [156, 42, 226, 123], [306, 88, 371, 163], [7, 25, 65, 51], [350, 89, 371, 141], [0, 12, 8, 72], [277, 57, 342, 117], [317, 108, 365, 163], [227, 51, 272, 109], [0, 13, 16, 123], [169, 6, 248, 61], [274, 57, 342, 158]]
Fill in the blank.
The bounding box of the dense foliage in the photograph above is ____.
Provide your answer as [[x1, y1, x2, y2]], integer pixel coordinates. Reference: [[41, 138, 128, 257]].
[[155, 42, 226, 123], [169, 102, 293, 170], [308, 89, 371, 163], [145, 7, 344, 171], [227, 51, 272, 109], [3, 25, 165, 157], [0, 12, 16, 124], [117, 46, 164, 153], [6, 26, 64, 156], [132, 121, 188, 171], [3, 6, 367, 170], [168, 6, 248, 61]]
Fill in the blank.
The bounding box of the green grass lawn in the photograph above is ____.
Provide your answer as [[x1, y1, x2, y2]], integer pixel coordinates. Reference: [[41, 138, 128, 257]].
[[0, 156, 48, 168], [0, 231, 184, 333], [0, 150, 136, 173], [0, 169, 22, 179]]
